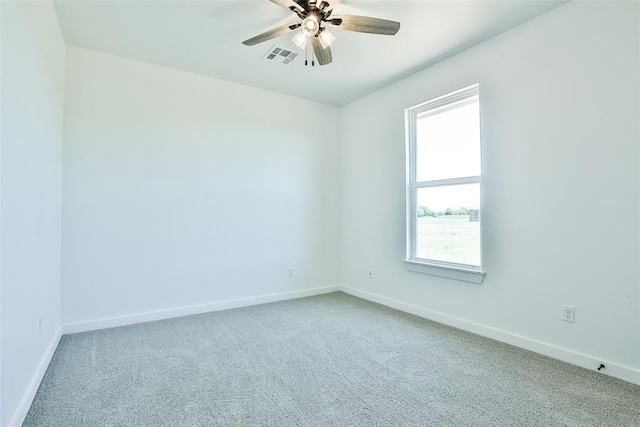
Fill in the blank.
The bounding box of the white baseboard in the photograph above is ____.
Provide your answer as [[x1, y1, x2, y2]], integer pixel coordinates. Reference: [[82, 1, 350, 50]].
[[62, 285, 340, 334], [339, 285, 640, 386], [8, 329, 62, 427]]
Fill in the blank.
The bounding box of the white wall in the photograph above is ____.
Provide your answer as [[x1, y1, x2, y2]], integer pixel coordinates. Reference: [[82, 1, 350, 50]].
[[62, 47, 340, 327], [1, 1, 65, 425], [339, 0, 640, 381]]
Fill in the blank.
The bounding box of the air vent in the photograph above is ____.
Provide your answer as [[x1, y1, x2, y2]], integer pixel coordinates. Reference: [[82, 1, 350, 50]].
[[264, 45, 298, 64]]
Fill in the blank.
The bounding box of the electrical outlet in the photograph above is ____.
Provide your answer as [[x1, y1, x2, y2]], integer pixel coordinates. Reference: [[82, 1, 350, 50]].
[[562, 305, 575, 323], [287, 268, 294, 278], [368, 271, 374, 280]]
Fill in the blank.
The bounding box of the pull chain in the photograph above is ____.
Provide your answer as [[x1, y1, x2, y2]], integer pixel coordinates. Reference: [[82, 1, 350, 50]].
[[304, 46, 315, 67]]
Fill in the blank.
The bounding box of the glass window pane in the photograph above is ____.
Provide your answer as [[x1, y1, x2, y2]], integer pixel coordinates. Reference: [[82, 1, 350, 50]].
[[416, 99, 481, 182], [416, 184, 480, 266]]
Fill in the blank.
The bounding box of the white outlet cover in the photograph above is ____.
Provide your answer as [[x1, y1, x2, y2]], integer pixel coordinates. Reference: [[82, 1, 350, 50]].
[[562, 305, 575, 323]]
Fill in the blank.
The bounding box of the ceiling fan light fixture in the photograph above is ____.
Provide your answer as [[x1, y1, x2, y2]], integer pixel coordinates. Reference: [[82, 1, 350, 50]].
[[242, 0, 402, 66], [301, 16, 320, 37], [318, 29, 336, 49], [292, 30, 308, 49]]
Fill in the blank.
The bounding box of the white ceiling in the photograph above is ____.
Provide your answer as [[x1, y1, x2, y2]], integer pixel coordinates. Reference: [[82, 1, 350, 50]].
[[53, 0, 568, 106]]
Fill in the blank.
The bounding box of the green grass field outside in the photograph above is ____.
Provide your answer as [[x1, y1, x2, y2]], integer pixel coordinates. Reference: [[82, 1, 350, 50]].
[[417, 215, 480, 266]]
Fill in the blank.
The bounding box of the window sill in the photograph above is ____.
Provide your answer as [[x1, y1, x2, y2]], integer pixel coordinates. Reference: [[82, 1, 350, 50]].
[[404, 259, 485, 284]]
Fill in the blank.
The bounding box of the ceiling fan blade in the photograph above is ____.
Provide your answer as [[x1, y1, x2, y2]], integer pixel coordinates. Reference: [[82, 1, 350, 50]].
[[318, 0, 341, 13], [242, 23, 301, 46], [269, 0, 305, 13], [328, 15, 400, 35], [311, 36, 332, 66]]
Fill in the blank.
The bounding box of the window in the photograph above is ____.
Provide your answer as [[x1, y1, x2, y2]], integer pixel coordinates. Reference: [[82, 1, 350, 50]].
[[404, 84, 484, 283]]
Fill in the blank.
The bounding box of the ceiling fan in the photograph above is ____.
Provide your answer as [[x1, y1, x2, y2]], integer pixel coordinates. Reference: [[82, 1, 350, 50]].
[[242, 0, 401, 66]]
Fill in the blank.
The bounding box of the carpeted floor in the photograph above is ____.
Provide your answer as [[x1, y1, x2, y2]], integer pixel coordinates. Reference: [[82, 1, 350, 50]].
[[24, 292, 640, 426]]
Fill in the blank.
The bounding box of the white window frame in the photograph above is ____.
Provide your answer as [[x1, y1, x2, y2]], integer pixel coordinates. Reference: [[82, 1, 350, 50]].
[[404, 84, 485, 284]]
